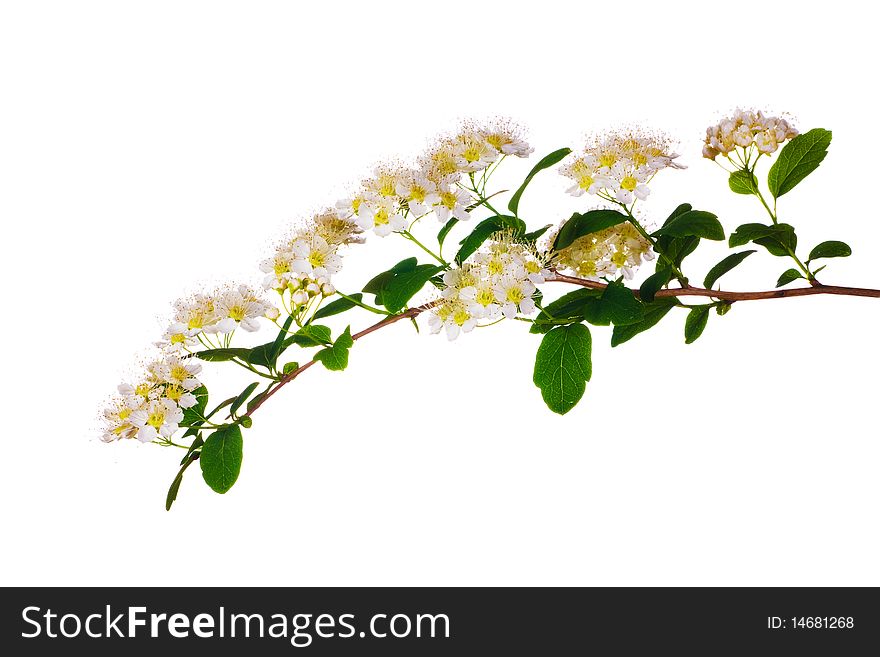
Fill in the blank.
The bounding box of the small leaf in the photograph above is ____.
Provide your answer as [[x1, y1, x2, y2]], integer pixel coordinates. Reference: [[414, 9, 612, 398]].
[[455, 215, 525, 264], [808, 240, 851, 261], [530, 289, 601, 334], [639, 268, 672, 303], [281, 361, 299, 375], [313, 294, 364, 320], [703, 250, 756, 289], [600, 280, 644, 326], [181, 385, 209, 427], [521, 224, 552, 245], [230, 382, 259, 416], [684, 306, 710, 344], [195, 348, 253, 362], [437, 219, 458, 249], [729, 222, 797, 257], [180, 434, 204, 466], [532, 324, 592, 415], [767, 128, 832, 198], [653, 210, 725, 241], [200, 425, 244, 494], [286, 324, 332, 348], [611, 298, 678, 347], [728, 170, 759, 195], [508, 147, 572, 216], [166, 452, 198, 511], [314, 326, 354, 371], [553, 209, 629, 251], [776, 269, 805, 287]]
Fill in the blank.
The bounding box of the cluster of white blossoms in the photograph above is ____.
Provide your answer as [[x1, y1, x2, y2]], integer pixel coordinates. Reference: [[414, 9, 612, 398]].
[[335, 120, 533, 236], [702, 109, 798, 160], [103, 285, 277, 443], [560, 131, 684, 205], [552, 222, 654, 281], [428, 231, 550, 340]]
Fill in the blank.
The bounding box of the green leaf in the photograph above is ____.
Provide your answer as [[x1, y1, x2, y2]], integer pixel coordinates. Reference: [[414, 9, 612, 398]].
[[455, 215, 526, 264], [195, 348, 253, 362], [286, 324, 332, 348], [181, 385, 209, 427], [230, 382, 259, 416], [611, 298, 678, 347], [521, 224, 552, 245], [776, 269, 804, 287], [508, 147, 572, 216], [729, 222, 797, 256], [552, 209, 628, 251], [767, 128, 832, 198], [640, 268, 672, 303], [180, 434, 204, 466], [315, 326, 354, 371], [653, 210, 725, 241], [808, 240, 851, 261], [362, 257, 418, 305], [703, 250, 757, 289], [728, 170, 759, 195], [684, 306, 710, 344], [166, 451, 198, 511], [281, 361, 299, 375], [437, 219, 458, 249], [532, 324, 592, 415], [529, 289, 601, 334], [600, 280, 644, 326], [313, 294, 364, 320], [381, 264, 443, 313], [248, 343, 277, 370], [200, 425, 244, 494]]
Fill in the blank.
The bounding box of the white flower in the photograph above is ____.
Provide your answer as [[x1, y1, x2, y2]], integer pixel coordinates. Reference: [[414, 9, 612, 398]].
[[260, 250, 295, 291], [355, 197, 407, 237], [609, 162, 651, 204], [102, 397, 141, 442], [172, 294, 220, 335], [703, 109, 797, 160], [396, 173, 439, 216], [434, 185, 472, 222], [130, 398, 184, 443], [460, 281, 501, 320], [291, 234, 342, 279], [480, 121, 533, 157], [156, 322, 198, 352], [453, 133, 498, 172], [493, 275, 536, 319], [208, 285, 271, 333], [427, 301, 477, 341]]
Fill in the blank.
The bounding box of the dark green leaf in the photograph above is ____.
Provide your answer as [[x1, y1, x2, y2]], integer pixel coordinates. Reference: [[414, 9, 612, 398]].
[[728, 170, 758, 195], [180, 434, 203, 466], [703, 250, 756, 289], [653, 210, 725, 241], [166, 451, 198, 511], [248, 343, 276, 370], [315, 326, 354, 371], [684, 306, 710, 344], [808, 240, 851, 261], [767, 128, 832, 198], [729, 222, 797, 256], [529, 289, 601, 334], [532, 323, 592, 415], [313, 294, 364, 320], [195, 348, 253, 362], [181, 385, 209, 427], [455, 215, 526, 264], [230, 382, 259, 416], [381, 264, 443, 313], [640, 268, 672, 303], [521, 224, 552, 245], [553, 209, 628, 251], [611, 298, 678, 347], [285, 324, 332, 348], [437, 219, 458, 249], [200, 425, 243, 494], [600, 280, 644, 326], [362, 257, 418, 304], [508, 147, 572, 216], [776, 269, 804, 287]]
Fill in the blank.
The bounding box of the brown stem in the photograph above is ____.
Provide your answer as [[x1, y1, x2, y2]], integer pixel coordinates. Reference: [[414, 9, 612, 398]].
[[242, 275, 879, 419]]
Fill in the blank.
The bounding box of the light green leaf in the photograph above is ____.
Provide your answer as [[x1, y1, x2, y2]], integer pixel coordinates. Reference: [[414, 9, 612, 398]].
[[315, 326, 354, 371], [728, 170, 759, 195], [181, 385, 209, 427], [508, 147, 571, 216], [703, 250, 757, 289], [767, 128, 832, 198], [285, 324, 332, 348], [200, 425, 243, 494], [532, 324, 592, 415]]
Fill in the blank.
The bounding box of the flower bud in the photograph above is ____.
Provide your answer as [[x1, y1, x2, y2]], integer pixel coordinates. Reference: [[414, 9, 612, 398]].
[[321, 283, 335, 296], [292, 290, 308, 306]]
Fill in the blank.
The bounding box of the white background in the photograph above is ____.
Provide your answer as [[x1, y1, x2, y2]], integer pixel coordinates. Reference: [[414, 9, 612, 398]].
[[1, 0, 878, 586]]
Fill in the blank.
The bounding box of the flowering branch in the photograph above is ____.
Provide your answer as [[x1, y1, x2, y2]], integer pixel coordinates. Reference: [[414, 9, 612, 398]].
[[99, 111, 877, 509]]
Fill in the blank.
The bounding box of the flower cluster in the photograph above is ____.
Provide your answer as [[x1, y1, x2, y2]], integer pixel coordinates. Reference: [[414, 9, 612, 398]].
[[335, 121, 532, 236], [702, 109, 798, 160], [428, 231, 550, 340], [560, 130, 683, 204], [103, 285, 276, 443], [552, 222, 654, 281]]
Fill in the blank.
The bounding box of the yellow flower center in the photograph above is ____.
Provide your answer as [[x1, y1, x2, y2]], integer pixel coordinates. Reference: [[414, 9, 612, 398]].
[[308, 250, 325, 267], [187, 313, 204, 330], [439, 191, 457, 210], [632, 152, 647, 166], [147, 408, 166, 429], [598, 151, 617, 167], [578, 174, 594, 190], [611, 250, 627, 267], [170, 365, 189, 383], [485, 133, 505, 150], [506, 287, 525, 303], [376, 174, 397, 197], [453, 309, 470, 326], [118, 408, 131, 420], [373, 208, 390, 226], [228, 305, 246, 321], [525, 261, 540, 274], [135, 383, 151, 398], [409, 184, 427, 203], [487, 257, 504, 276], [165, 385, 183, 401], [620, 175, 638, 191], [170, 333, 185, 344], [475, 288, 495, 306], [274, 261, 290, 276]]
